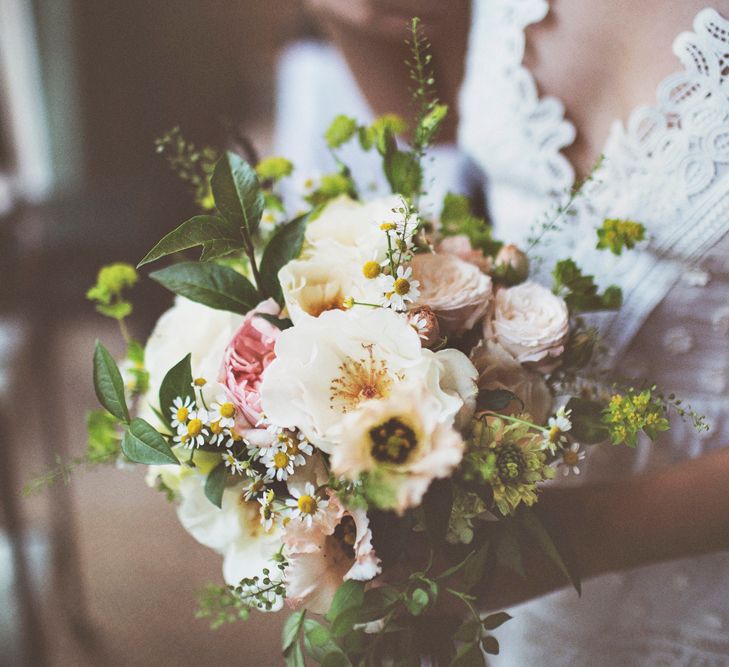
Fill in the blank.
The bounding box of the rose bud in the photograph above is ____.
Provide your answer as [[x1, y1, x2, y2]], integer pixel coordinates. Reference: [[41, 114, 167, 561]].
[[494, 244, 529, 284], [407, 305, 441, 348]]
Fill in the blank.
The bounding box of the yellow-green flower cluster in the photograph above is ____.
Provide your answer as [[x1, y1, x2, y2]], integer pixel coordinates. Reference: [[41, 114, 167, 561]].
[[463, 416, 555, 516], [597, 218, 646, 255], [602, 387, 670, 447], [86, 262, 138, 321]]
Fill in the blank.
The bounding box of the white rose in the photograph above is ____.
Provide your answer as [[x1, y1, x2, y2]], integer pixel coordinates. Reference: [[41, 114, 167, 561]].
[[304, 194, 403, 259], [470, 341, 553, 424], [175, 474, 283, 599], [260, 308, 477, 453], [490, 282, 569, 368], [410, 252, 493, 336], [142, 297, 244, 422], [279, 245, 380, 324]]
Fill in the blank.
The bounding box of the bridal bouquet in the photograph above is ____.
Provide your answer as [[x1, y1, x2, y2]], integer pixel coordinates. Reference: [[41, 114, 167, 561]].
[[61, 20, 700, 667]]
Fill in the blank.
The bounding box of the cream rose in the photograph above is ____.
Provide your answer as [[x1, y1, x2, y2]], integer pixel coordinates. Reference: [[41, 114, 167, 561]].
[[410, 252, 493, 337], [437, 234, 492, 273], [470, 341, 552, 424], [304, 194, 403, 260], [490, 281, 569, 368]]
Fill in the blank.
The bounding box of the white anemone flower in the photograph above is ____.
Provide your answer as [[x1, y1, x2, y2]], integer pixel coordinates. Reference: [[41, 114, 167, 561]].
[[331, 382, 465, 515], [260, 308, 477, 454]]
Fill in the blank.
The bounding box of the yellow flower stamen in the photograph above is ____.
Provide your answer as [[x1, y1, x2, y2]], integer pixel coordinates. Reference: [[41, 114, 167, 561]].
[[175, 406, 189, 423], [220, 402, 235, 419], [393, 277, 410, 296], [187, 418, 203, 437], [362, 261, 381, 279], [210, 420, 223, 434], [380, 222, 396, 231], [273, 451, 289, 469], [563, 450, 579, 466], [194, 378, 207, 387], [297, 495, 317, 515], [343, 296, 355, 309]]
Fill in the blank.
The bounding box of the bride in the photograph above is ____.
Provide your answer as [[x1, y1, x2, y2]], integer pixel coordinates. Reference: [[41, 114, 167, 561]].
[[305, 0, 729, 663]]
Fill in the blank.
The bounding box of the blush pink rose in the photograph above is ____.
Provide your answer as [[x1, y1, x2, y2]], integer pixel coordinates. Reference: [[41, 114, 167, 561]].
[[219, 298, 281, 429]]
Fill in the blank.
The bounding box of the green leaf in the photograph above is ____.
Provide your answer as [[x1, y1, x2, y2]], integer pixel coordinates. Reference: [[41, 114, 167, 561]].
[[495, 524, 525, 578], [476, 389, 524, 413], [453, 620, 481, 642], [519, 508, 582, 596], [326, 580, 365, 624], [150, 262, 259, 315], [93, 341, 130, 424], [302, 619, 346, 663], [481, 636, 500, 655], [552, 259, 623, 313], [384, 149, 422, 199], [211, 152, 264, 236], [121, 418, 178, 465], [566, 397, 609, 444], [449, 641, 485, 667], [158, 354, 194, 428], [357, 585, 400, 623], [255, 313, 293, 330], [259, 213, 308, 303], [325, 115, 358, 149], [422, 478, 453, 544], [204, 462, 227, 508], [283, 642, 305, 667], [461, 542, 490, 592], [481, 612, 512, 631], [282, 610, 306, 652], [138, 215, 243, 267], [321, 653, 351, 667]]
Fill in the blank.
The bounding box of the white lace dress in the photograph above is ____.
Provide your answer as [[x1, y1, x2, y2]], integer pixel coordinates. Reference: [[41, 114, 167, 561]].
[[459, 3, 729, 664]]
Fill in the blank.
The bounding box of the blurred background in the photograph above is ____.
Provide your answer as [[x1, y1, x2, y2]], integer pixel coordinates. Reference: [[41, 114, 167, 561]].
[[0, 1, 388, 664]]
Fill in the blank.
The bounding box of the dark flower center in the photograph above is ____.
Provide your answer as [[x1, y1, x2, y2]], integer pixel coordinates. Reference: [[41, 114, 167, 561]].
[[496, 444, 526, 482], [369, 417, 417, 465]]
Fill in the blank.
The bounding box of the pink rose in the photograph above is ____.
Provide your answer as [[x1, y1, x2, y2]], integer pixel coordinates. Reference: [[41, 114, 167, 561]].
[[437, 235, 492, 273], [219, 299, 281, 428]]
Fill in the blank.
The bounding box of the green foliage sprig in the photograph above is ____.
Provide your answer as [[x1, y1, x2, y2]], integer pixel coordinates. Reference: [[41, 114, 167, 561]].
[[597, 218, 646, 255], [552, 259, 622, 313]]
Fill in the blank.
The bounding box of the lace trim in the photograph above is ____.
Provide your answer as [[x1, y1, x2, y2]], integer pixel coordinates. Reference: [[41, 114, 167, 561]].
[[458, 0, 576, 196]]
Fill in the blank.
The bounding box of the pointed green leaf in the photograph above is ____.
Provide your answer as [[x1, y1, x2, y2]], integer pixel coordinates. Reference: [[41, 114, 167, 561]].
[[495, 524, 525, 578], [211, 152, 264, 235], [150, 262, 258, 315], [326, 580, 365, 624], [121, 418, 178, 465], [519, 508, 582, 595], [302, 619, 346, 663], [138, 215, 242, 267], [93, 341, 130, 424], [449, 641, 485, 667], [204, 462, 227, 508], [384, 149, 422, 199], [259, 213, 308, 303], [282, 610, 306, 653], [158, 354, 194, 427], [481, 612, 512, 631], [283, 642, 305, 667]]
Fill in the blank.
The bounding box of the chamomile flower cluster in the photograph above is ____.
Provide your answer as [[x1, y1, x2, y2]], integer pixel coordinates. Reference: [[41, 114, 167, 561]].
[[170, 383, 241, 451]]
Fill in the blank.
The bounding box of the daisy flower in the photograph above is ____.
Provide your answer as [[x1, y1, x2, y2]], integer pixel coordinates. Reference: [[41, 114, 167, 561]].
[[542, 407, 573, 454], [285, 482, 328, 527], [262, 445, 296, 481], [209, 398, 237, 429], [377, 266, 421, 311], [173, 410, 209, 449], [276, 429, 314, 467], [258, 489, 277, 531], [242, 474, 267, 501], [222, 449, 247, 475], [559, 442, 586, 476], [408, 312, 429, 340], [207, 419, 228, 446], [170, 396, 194, 430]]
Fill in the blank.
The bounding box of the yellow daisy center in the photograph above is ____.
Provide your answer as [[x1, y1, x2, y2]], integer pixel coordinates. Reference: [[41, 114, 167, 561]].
[[297, 495, 317, 515], [175, 406, 189, 423], [187, 418, 203, 437], [220, 402, 235, 419], [393, 277, 410, 296], [210, 420, 223, 434], [563, 450, 579, 466], [194, 378, 207, 387], [273, 451, 290, 469], [548, 425, 562, 442], [362, 261, 381, 279]]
